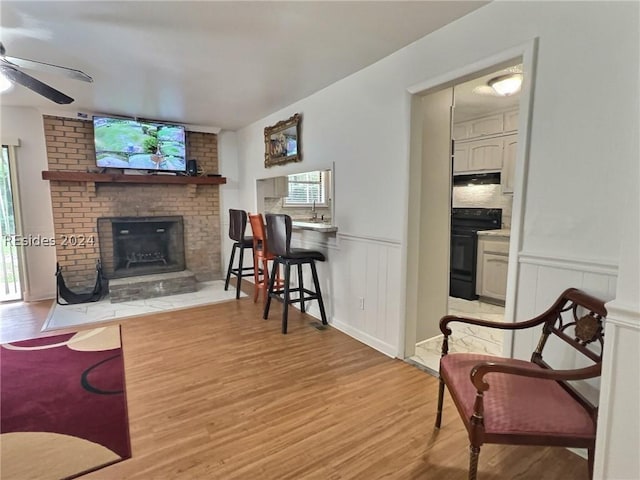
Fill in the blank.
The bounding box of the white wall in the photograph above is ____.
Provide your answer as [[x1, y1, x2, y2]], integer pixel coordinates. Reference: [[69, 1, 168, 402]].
[[232, 1, 637, 348], [218, 130, 242, 276], [230, 2, 639, 476], [1, 106, 57, 301]]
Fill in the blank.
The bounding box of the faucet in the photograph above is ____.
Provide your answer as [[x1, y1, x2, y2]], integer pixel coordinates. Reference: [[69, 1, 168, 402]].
[[311, 201, 318, 221]]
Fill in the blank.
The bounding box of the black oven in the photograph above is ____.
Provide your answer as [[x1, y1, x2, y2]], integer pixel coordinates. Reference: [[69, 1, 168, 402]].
[[450, 208, 502, 300]]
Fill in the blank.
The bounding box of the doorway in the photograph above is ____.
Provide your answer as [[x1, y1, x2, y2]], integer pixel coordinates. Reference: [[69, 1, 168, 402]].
[[1, 145, 22, 302], [403, 47, 535, 373]]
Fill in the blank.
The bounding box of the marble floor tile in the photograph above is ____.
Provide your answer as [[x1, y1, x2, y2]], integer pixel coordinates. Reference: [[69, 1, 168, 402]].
[[410, 343, 440, 372], [42, 280, 246, 332], [410, 298, 505, 372]]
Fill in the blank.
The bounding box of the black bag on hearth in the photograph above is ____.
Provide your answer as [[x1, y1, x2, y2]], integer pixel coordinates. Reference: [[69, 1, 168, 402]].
[[56, 260, 105, 305]]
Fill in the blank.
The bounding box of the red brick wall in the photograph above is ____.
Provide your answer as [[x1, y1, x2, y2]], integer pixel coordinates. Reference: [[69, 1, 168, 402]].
[[43, 115, 222, 288]]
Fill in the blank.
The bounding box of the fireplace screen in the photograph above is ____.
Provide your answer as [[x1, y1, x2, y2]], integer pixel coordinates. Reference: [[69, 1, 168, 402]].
[[97, 216, 186, 279]]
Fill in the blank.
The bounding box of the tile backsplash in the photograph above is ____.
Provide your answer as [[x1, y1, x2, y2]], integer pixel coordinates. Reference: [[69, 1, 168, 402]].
[[452, 184, 512, 228], [263, 197, 332, 222]]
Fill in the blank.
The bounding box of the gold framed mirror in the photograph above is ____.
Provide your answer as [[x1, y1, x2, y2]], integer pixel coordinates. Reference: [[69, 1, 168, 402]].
[[264, 113, 301, 168]]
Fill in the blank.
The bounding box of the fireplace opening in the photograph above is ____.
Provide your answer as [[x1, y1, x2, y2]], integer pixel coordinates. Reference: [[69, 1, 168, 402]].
[[97, 216, 186, 279]]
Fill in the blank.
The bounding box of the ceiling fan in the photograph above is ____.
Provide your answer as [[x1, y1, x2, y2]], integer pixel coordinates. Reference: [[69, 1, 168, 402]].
[[0, 42, 92, 104]]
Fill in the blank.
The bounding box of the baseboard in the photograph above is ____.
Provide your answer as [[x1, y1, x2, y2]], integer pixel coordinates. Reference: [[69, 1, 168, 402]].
[[22, 291, 56, 302], [416, 334, 444, 347], [330, 318, 397, 358], [567, 448, 588, 460]]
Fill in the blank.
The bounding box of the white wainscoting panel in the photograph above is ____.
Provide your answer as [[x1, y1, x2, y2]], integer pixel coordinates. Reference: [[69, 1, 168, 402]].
[[291, 231, 402, 357], [593, 304, 640, 480], [513, 252, 618, 360], [512, 252, 618, 404]]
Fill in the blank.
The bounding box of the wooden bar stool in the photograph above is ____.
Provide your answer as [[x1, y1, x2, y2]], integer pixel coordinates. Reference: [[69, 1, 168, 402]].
[[262, 214, 328, 334], [248, 213, 281, 304], [224, 209, 255, 299]]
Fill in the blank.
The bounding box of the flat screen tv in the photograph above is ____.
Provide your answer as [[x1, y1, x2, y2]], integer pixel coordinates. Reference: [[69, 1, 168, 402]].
[[93, 116, 187, 172]]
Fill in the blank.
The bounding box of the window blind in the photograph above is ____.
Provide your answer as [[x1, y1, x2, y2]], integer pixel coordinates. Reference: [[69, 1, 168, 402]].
[[285, 171, 325, 205]]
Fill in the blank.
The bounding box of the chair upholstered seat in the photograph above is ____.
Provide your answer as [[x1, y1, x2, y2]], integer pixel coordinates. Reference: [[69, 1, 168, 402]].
[[288, 248, 325, 262], [440, 353, 595, 439], [239, 236, 254, 247]]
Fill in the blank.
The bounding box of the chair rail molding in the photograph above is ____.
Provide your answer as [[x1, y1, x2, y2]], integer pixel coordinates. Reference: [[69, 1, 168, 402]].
[[337, 232, 402, 247], [510, 254, 618, 363], [518, 251, 618, 276]]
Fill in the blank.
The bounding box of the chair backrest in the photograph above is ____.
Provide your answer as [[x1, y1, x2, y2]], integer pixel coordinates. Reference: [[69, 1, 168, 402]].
[[228, 209, 247, 242], [265, 214, 291, 257], [531, 288, 607, 415], [248, 213, 268, 254]]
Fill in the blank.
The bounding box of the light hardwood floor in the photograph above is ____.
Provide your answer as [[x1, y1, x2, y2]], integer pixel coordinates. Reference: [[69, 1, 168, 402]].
[[1, 297, 588, 479]]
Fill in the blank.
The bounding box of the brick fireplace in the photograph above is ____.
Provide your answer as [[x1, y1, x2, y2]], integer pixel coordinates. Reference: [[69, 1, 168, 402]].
[[97, 215, 186, 279], [43, 115, 222, 289]]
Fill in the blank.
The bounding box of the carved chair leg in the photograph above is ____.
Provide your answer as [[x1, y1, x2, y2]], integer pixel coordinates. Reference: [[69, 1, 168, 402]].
[[468, 445, 481, 480], [435, 378, 445, 428]]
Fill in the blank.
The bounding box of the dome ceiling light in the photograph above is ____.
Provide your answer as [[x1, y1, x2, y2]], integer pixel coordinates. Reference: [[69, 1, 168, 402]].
[[487, 73, 523, 96]]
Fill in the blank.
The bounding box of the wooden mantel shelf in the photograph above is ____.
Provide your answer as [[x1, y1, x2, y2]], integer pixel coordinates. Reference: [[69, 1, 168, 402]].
[[42, 171, 227, 185]]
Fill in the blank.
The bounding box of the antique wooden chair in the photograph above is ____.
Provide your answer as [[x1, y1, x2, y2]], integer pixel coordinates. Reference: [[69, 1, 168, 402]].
[[435, 288, 607, 480]]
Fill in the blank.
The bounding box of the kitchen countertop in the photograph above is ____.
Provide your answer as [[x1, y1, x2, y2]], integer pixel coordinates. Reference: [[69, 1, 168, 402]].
[[291, 221, 338, 233], [477, 228, 511, 238]]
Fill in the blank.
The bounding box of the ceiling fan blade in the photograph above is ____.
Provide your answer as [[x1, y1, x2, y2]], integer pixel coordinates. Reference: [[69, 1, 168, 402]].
[[0, 64, 74, 104], [5, 55, 93, 83]]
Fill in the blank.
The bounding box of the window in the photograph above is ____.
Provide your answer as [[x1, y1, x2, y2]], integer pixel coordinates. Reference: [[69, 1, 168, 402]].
[[283, 171, 327, 207], [1, 145, 22, 301]]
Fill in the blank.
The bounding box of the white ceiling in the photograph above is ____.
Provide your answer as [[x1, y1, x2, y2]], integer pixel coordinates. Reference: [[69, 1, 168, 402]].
[[0, 1, 488, 130], [453, 64, 522, 122]]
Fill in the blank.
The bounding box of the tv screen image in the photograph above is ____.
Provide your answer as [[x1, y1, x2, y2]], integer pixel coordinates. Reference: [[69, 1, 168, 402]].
[[94, 117, 186, 172]]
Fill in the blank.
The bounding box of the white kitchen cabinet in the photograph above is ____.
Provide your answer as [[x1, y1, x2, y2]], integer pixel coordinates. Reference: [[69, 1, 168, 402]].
[[503, 109, 519, 132], [453, 109, 519, 139], [468, 137, 503, 171], [453, 142, 470, 173], [501, 134, 518, 194], [453, 113, 503, 141], [480, 254, 508, 301], [452, 110, 519, 175], [452, 123, 470, 141], [469, 114, 504, 138], [260, 176, 289, 198], [453, 137, 502, 174], [476, 234, 510, 304]]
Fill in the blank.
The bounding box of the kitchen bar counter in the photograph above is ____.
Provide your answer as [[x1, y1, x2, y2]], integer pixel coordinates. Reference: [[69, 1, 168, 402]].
[[477, 228, 510, 238], [291, 221, 338, 233]]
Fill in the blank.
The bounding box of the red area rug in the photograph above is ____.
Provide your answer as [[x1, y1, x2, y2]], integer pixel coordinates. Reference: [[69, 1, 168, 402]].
[[0, 326, 131, 479]]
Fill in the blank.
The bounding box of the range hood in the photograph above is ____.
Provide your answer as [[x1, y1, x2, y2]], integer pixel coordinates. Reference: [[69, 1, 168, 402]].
[[453, 172, 501, 186]]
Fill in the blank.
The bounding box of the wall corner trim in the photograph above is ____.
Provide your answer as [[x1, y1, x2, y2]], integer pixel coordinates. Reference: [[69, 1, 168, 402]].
[[1, 137, 20, 146]]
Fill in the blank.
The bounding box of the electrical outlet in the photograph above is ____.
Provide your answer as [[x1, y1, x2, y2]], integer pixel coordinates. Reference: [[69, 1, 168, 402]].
[[358, 297, 365, 310]]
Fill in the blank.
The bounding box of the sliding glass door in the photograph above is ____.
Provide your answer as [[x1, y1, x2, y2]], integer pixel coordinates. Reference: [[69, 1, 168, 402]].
[[1, 145, 21, 301]]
